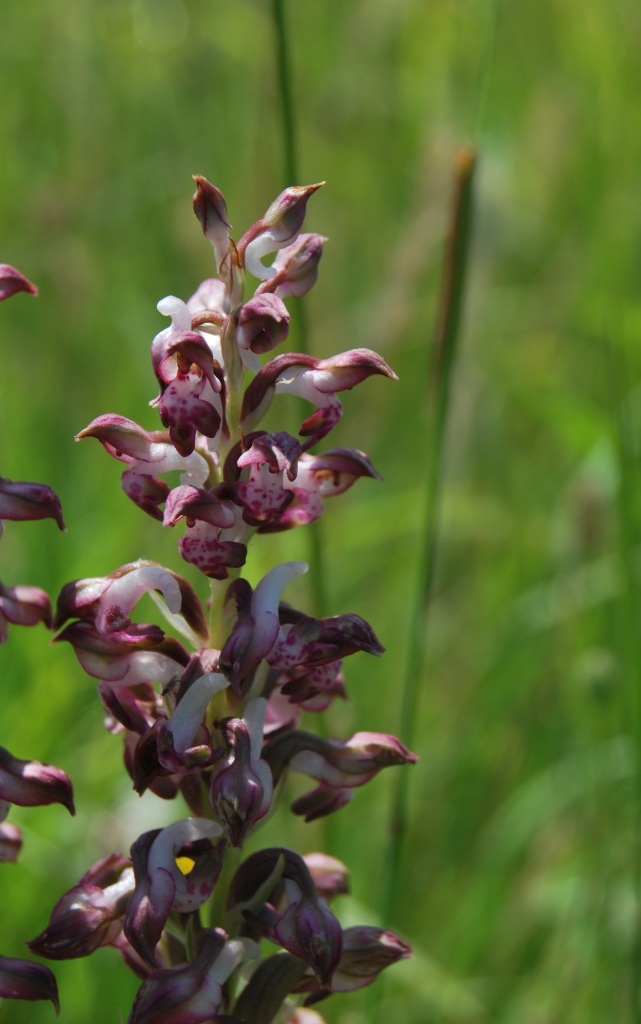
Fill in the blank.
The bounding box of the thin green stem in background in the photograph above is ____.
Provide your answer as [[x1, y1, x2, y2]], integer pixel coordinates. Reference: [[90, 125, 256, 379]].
[[605, 334, 641, 1020], [269, 0, 327, 617], [474, 0, 501, 144], [381, 145, 477, 929]]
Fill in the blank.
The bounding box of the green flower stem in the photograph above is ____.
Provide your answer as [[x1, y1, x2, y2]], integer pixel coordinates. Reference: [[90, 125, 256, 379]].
[[209, 843, 242, 932], [270, 0, 327, 619], [381, 146, 477, 929]]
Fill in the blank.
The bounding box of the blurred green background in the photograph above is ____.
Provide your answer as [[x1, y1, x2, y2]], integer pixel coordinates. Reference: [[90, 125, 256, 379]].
[[2, 0, 641, 1020]]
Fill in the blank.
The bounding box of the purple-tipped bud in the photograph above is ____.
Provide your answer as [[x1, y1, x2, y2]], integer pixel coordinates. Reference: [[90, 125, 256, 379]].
[[192, 176, 231, 273], [210, 717, 273, 848], [0, 746, 74, 815], [266, 729, 417, 783], [303, 853, 349, 900], [128, 929, 257, 1024], [0, 478, 64, 529], [237, 294, 290, 355], [0, 264, 38, 301], [28, 855, 134, 959], [330, 927, 412, 992], [259, 184, 324, 243], [239, 184, 324, 281], [0, 955, 59, 1014]]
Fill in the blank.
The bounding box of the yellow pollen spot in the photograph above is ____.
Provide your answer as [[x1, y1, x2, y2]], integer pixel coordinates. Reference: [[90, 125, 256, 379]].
[[175, 855, 195, 875]]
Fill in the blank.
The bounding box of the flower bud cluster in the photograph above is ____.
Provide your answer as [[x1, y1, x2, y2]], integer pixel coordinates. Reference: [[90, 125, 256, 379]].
[[4, 184, 416, 1021]]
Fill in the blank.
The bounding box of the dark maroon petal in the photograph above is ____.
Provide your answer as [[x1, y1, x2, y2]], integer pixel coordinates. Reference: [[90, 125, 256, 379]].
[[229, 848, 341, 986], [0, 746, 74, 815], [237, 293, 290, 355], [80, 852, 132, 888], [291, 785, 354, 822], [219, 611, 280, 698], [0, 264, 38, 300], [298, 401, 342, 449], [209, 721, 272, 847], [0, 955, 59, 1013], [27, 882, 129, 960], [124, 830, 176, 967], [0, 478, 65, 529], [127, 928, 227, 1024]]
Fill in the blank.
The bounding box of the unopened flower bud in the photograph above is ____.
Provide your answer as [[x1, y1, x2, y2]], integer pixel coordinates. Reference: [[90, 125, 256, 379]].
[[239, 184, 324, 280], [210, 711, 273, 848], [192, 176, 231, 273], [237, 294, 290, 355]]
